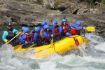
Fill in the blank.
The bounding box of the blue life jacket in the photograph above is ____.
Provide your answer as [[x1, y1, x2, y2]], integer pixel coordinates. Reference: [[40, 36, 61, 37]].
[[33, 32, 39, 42], [19, 33, 27, 44]]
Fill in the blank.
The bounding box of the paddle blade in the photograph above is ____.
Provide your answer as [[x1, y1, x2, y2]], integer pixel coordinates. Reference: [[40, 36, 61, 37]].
[[85, 26, 95, 32]]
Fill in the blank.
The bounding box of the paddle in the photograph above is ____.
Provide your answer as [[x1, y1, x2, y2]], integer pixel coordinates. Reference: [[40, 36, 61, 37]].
[[50, 16, 55, 48], [85, 26, 95, 32], [81, 26, 95, 37], [6, 32, 21, 44]]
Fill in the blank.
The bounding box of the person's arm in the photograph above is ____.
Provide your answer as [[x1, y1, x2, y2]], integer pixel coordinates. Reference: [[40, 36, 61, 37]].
[[2, 31, 8, 43], [76, 26, 83, 30], [12, 29, 19, 35]]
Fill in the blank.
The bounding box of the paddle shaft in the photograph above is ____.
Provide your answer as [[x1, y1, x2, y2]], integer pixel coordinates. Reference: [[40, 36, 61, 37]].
[[6, 32, 20, 44], [82, 26, 95, 37]]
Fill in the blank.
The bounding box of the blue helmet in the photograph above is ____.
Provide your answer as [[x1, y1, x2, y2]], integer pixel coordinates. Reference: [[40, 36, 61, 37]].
[[71, 23, 83, 30], [53, 19, 58, 25], [35, 27, 40, 32], [43, 25, 49, 30], [76, 21, 81, 26], [62, 19, 67, 22], [22, 26, 30, 33], [41, 20, 47, 26]]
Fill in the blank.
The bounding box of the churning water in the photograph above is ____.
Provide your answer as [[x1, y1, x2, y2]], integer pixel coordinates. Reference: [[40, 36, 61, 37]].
[[0, 33, 105, 70]]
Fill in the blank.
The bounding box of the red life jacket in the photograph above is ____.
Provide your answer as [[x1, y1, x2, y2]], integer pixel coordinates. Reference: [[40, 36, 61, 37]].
[[30, 33, 34, 41], [26, 34, 32, 42], [54, 25, 60, 35], [62, 23, 69, 33], [70, 28, 79, 35]]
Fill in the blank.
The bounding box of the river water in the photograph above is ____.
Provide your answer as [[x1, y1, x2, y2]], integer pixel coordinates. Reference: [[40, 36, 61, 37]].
[[0, 33, 105, 70]]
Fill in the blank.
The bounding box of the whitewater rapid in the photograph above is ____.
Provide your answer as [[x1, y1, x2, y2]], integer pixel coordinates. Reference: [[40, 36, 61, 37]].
[[0, 33, 105, 70]]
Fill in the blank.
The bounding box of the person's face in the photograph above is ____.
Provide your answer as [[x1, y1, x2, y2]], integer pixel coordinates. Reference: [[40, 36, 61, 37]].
[[54, 24, 57, 26], [72, 19, 76, 24], [63, 22, 66, 25]]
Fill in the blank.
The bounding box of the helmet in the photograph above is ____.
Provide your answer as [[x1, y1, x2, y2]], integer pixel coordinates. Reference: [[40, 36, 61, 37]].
[[63, 16, 66, 19], [35, 27, 40, 32], [53, 19, 58, 25], [43, 25, 49, 30], [71, 23, 83, 30], [41, 20, 47, 26], [22, 26, 30, 33], [7, 23, 12, 28], [70, 23, 76, 28], [62, 19, 67, 22], [76, 21, 81, 26]]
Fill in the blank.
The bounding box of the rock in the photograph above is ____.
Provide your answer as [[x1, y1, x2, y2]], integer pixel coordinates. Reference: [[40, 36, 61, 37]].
[[47, 10, 62, 16], [0, 0, 105, 39]]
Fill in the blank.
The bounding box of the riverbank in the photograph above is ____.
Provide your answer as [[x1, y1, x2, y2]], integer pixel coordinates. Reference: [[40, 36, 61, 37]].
[[0, 0, 105, 40]]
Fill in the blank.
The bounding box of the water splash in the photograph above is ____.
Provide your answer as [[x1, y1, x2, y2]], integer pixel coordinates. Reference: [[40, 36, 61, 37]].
[[0, 33, 105, 70]]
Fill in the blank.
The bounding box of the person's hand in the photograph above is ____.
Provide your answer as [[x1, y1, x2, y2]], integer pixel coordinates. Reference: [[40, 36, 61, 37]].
[[4, 39, 8, 43], [51, 34, 53, 37], [25, 41, 28, 44], [83, 27, 85, 30]]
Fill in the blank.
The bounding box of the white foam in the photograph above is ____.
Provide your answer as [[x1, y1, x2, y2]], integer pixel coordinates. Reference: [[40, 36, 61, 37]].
[[94, 42, 105, 52], [0, 34, 105, 70]]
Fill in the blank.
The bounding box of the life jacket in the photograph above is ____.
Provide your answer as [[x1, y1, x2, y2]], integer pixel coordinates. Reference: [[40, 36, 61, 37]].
[[31, 33, 34, 39], [19, 33, 26, 44], [62, 23, 69, 33], [46, 29, 52, 38], [40, 29, 44, 39], [70, 28, 79, 35], [34, 31, 40, 41], [26, 33, 32, 42], [6, 31, 14, 40], [43, 30, 51, 44], [31, 31, 35, 41], [54, 25, 60, 35], [43, 38, 50, 44]]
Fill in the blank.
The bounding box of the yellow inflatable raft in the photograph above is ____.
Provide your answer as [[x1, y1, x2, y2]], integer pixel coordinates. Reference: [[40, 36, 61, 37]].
[[14, 35, 88, 59]]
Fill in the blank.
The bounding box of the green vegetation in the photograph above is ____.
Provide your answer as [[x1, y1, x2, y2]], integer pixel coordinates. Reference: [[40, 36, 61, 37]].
[[101, 0, 105, 5]]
